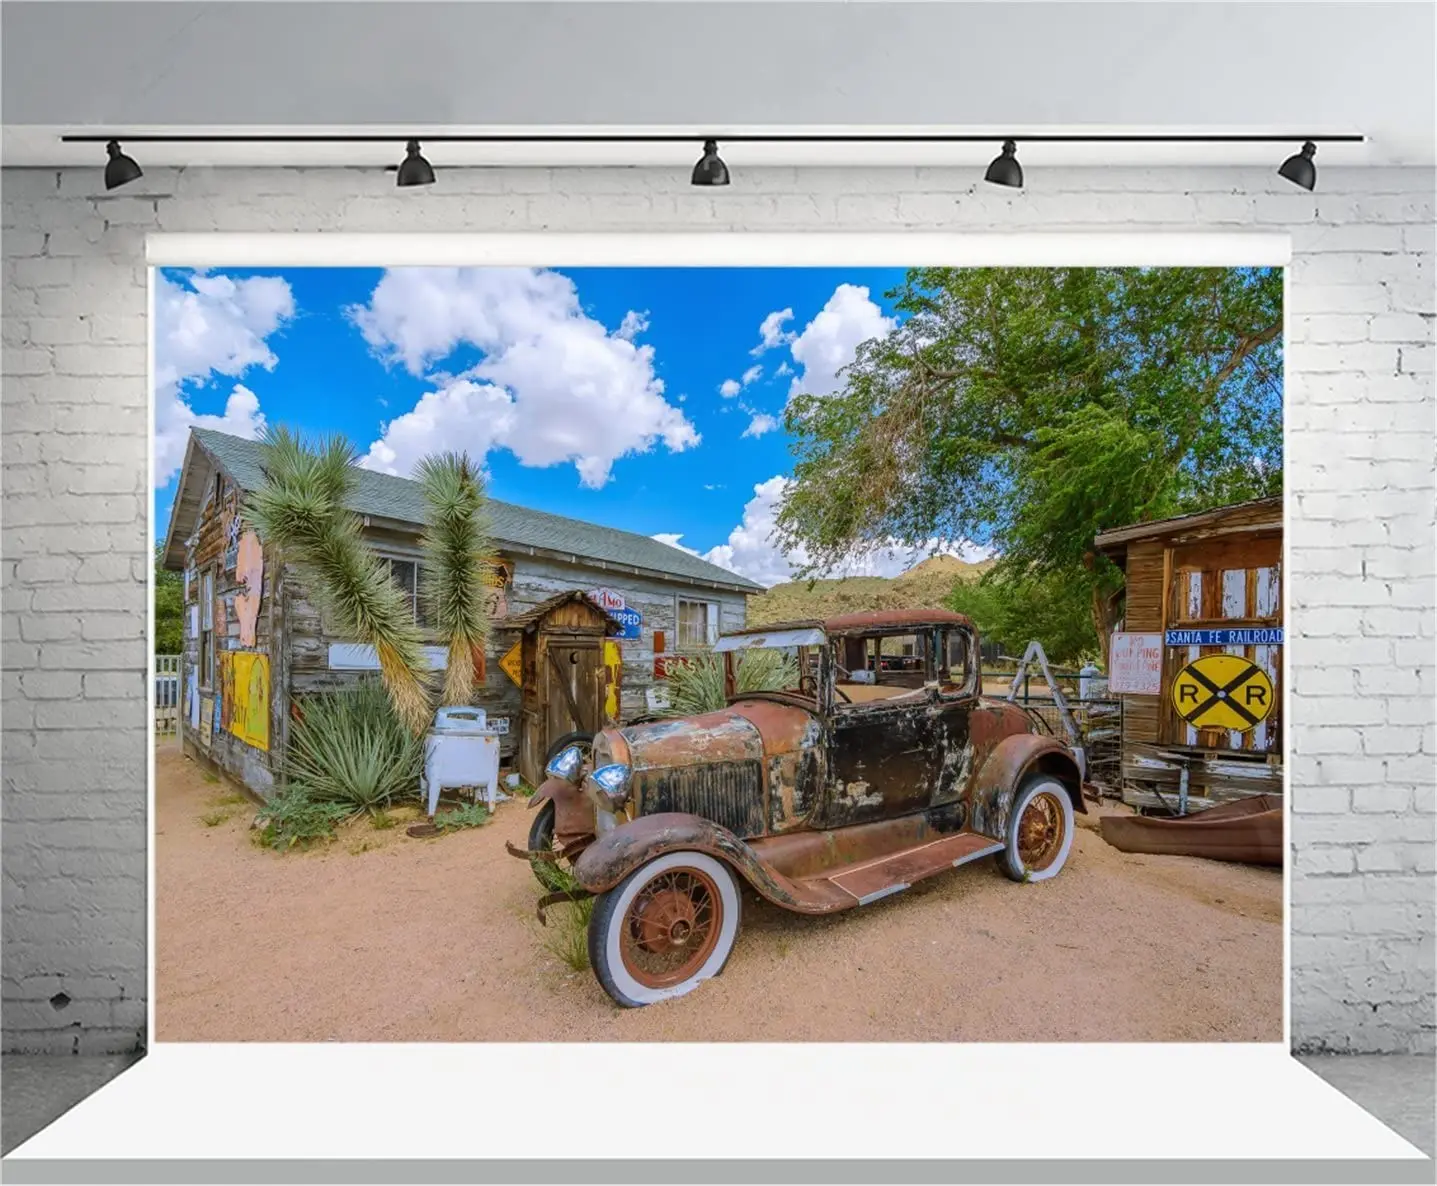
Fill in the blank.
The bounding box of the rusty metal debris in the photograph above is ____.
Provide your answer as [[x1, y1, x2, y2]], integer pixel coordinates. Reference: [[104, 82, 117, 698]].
[[535, 888, 595, 926]]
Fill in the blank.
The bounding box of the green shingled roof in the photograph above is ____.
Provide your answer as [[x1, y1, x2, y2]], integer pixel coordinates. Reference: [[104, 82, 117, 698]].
[[188, 429, 763, 593]]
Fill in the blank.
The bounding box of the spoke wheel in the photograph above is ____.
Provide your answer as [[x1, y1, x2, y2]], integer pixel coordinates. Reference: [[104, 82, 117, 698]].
[[620, 868, 722, 990], [1016, 791, 1066, 873], [589, 850, 742, 1008], [999, 775, 1075, 883]]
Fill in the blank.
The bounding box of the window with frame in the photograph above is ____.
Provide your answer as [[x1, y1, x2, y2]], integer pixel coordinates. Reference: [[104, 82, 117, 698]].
[[677, 598, 716, 650], [833, 632, 933, 708], [199, 568, 215, 688], [939, 627, 977, 698], [379, 557, 434, 628]]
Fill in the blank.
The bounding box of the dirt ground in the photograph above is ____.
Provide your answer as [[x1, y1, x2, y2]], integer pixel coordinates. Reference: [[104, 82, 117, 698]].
[[155, 743, 1283, 1042]]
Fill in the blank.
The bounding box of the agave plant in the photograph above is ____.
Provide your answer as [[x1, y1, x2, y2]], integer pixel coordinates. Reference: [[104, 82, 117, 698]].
[[247, 427, 434, 735], [282, 681, 425, 815], [656, 647, 800, 718], [418, 452, 493, 706]]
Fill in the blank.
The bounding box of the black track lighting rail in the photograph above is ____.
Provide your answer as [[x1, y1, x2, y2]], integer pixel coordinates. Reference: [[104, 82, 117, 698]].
[[62, 133, 1365, 145]]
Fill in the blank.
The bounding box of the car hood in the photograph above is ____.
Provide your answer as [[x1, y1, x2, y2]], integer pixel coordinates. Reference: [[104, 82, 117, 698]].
[[613, 699, 821, 772]]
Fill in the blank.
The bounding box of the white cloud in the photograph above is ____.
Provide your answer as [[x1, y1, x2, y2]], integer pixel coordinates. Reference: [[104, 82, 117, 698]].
[[719, 378, 742, 399], [617, 309, 650, 341], [774, 360, 793, 377], [752, 308, 795, 355], [651, 532, 701, 557], [152, 270, 296, 485], [786, 283, 896, 405], [669, 475, 994, 588], [741, 364, 764, 386], [742, 413, 780, 439], [350, 267, 698, 488]]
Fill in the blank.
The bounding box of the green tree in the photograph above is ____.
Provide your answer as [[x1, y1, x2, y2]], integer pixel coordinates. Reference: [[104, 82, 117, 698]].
[[775, 266, 1282, 660], [947, 571, 1098, 667], [154, 544, 184, 654]]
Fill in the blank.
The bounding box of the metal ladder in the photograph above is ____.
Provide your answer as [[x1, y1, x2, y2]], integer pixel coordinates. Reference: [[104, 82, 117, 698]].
[[1004, 640, 1086, 782]]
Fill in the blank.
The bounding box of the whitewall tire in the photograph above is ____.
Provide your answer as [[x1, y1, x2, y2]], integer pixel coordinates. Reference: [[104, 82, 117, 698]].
[[589, 850, 741, 1008], [999, 775, 1075, 883]]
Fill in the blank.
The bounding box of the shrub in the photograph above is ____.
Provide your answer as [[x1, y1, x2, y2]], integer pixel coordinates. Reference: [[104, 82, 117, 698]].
[[255, 788, 352, 851], [532, 864, 595, 973], [432, 802, 490, 832], [656, 647, 799, 718], [283, 680, 424, 815]]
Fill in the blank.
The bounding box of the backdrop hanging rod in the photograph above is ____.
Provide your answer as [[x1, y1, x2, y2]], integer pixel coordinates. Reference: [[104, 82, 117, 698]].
[[61, 133, 1366, 145]]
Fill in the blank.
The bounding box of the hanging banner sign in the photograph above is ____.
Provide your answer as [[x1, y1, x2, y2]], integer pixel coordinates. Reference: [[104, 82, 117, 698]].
[[1165, 627, 1284, 647]]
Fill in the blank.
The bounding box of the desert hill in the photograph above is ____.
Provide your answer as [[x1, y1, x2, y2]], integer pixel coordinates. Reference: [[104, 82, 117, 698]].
[[747, 553, 995, 626]]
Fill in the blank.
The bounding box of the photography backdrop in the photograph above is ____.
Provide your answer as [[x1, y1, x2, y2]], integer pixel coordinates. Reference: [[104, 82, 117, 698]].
[[2, 1, 1434, 1057]]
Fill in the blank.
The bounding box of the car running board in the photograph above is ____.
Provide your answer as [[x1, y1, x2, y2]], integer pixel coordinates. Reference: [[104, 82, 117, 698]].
[[805, 831, 1005, 907]]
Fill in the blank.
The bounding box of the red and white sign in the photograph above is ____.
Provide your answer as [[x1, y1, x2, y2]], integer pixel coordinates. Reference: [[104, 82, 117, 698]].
[[588, 587, 625, 613], [1108, 632, 1163, 695]]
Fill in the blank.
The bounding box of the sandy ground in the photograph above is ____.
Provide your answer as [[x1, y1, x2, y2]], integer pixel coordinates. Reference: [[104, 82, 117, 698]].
[[156, 743, 1283, 1042]]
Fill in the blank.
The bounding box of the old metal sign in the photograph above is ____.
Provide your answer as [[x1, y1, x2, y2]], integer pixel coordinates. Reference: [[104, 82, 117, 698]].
[[1107, 632, 1163, 695], [1165, 627, 1284, 647], [498, 640, 524, 687], [609, 606, 642, 640], [1171, 654, 1275, 732]]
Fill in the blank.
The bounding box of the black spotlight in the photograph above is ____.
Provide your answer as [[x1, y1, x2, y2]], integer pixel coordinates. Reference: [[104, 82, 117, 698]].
[[1278, 141, 1317, 191], [103, 140, 143, 190], [691, 139, 730, 187], [984, 139, 1023, 188], [396, 139, 436, 187]]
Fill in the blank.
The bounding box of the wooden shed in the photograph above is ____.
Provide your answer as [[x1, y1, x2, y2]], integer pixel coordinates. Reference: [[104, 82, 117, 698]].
[[500, 592, 623, 787], [1095, 497, 1283, 812]]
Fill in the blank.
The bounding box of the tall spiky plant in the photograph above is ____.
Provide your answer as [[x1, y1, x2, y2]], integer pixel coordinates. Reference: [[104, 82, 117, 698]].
[[247, 427, 434, 735], [417, 452, 493, 706]]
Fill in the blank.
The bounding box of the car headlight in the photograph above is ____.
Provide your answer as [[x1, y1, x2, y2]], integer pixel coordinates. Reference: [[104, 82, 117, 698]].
[[586, 763, 633, 809], [545, 744, 585, 784]]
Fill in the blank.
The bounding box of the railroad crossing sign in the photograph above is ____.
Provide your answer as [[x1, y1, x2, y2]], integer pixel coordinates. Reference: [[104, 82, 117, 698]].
[[1171, 654, 1275, 732]]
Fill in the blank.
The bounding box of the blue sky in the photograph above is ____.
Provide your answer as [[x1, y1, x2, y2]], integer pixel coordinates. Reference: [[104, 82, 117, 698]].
[[153, 264, 986, 585]]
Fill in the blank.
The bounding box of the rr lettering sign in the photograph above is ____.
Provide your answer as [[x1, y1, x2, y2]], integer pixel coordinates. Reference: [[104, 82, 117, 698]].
[[1171, 654, 1275, 732]]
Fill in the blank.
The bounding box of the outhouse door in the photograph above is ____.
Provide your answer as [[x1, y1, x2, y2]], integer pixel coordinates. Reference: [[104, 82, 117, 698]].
[[541, 632, 605, 750]]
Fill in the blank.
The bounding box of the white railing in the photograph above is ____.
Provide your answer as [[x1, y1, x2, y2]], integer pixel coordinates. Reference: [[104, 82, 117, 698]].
[[156, 653, 182, 738]]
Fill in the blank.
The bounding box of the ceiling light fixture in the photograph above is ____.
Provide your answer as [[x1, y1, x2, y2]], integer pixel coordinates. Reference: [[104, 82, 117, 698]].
[[984, 139, 1023, 188], [395, 139, 435, 187], [103, 140, 143, 190], [1277, 141, 1317, 191], [691, 139, 730, 187]]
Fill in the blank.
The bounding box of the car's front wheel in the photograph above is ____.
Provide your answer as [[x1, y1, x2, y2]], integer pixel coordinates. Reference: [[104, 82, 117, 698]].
[[589, 851, 742, 1008], [999, 775, 1075, 883]]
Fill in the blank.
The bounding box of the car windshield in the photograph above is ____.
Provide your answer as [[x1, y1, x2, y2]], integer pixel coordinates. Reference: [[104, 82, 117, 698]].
[[714, 628, 821, 700]]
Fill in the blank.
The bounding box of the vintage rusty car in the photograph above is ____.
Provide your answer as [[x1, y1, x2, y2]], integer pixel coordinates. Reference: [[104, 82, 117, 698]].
[[508, 609, 1085, 1008]]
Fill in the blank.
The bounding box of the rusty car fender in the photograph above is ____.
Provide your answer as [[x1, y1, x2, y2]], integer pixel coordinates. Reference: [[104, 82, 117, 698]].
[[969, 732, 1086, 842], [528, 776, 597, 848], [570, 811, 857, 916]]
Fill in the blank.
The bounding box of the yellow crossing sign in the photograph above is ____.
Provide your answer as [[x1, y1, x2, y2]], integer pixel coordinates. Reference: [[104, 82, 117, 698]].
[[498, 640, 524, 687], [1171, 653, 1275, 732]]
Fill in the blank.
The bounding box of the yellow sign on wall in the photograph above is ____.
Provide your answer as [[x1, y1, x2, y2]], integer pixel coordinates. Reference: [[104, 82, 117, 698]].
[[498, 640, 524, 687], [1171, 654, 1274, 733], [228, 651, 270, 751], [602, 640, 621, 721]]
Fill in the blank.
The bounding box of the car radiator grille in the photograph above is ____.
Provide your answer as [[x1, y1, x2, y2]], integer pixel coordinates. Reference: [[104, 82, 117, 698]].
[[637, 761, 766, 838]]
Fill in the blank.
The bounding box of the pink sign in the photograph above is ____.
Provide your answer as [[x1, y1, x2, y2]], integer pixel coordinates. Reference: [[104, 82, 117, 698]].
[[1108, 632, 1163, 695]]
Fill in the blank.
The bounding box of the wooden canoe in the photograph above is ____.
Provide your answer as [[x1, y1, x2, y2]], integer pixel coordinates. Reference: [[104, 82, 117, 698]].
[[1100, 794, 1283, 866]]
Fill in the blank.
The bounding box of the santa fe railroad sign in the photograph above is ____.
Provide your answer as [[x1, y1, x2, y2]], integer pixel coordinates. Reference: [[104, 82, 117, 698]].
[[1170, 653, 1275, 732]]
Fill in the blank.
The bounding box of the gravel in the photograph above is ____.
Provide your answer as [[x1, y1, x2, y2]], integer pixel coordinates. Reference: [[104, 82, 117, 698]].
[[156, 743, 1283, 1042]]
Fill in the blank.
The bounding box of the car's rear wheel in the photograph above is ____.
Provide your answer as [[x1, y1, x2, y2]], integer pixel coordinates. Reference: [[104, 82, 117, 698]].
[[999, 775, 1074, 883], [589, 851, 741, 1008]]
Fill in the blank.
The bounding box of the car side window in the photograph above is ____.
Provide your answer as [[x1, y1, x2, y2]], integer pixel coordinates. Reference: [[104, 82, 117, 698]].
[[832, 632, 935, 712], [938, 628, 977, 699]]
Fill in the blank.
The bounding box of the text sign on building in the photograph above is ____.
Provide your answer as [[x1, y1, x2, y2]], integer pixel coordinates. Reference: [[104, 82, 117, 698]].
[[1107, 632, 1163, 696], [1164, 627, 1284, 647], [609, 607, 642, 640], [588, 587, 626, 613]]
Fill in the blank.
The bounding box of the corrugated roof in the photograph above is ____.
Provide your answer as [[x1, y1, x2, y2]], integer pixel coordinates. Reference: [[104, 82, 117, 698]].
[[186, 429, 763, 593]]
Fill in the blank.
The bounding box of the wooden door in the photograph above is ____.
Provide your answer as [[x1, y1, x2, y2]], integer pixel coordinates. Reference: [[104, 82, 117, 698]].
[[542, 633, 603, 747]]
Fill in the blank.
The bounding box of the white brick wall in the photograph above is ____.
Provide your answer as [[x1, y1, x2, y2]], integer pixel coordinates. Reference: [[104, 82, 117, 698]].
[[2, 163, 1433, 1054]]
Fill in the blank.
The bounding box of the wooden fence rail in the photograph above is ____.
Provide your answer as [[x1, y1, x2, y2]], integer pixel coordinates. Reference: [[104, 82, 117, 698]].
[[156, 653, 181, 738]]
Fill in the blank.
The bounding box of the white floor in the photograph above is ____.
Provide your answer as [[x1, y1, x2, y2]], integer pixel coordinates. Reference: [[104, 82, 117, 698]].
[[4, 1043, 1429, 1166]]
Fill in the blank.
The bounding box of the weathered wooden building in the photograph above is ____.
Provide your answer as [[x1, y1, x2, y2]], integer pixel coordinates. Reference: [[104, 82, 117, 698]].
[[1094, 496, 1283, 811], [161, 428, 761, 796]]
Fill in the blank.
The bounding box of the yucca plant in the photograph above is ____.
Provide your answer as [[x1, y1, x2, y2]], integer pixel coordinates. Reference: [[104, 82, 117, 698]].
[[247, 427, 434, 735], [656, 648, 800, 718], [418, 452, 493, 706], [282, 681, 425, 814]]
